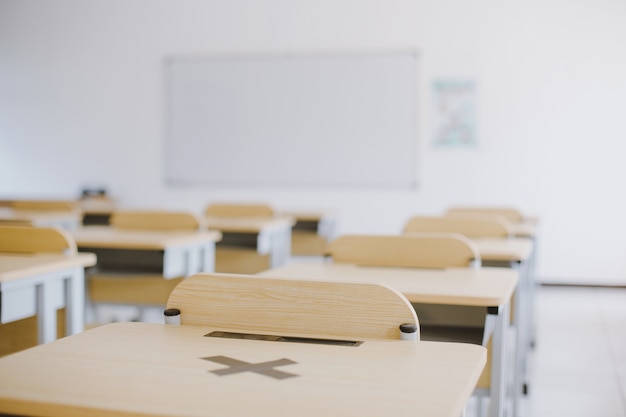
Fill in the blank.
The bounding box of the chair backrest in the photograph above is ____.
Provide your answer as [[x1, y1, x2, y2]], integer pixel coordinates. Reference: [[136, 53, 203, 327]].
[[204, 203, 274, 218], [9, 199, 79, 212], [403, 216, 511, 238], [167, 273, 419, 341], [326, 234, 480, 268], [445, 206, 524, 223], [0, 225, 77, 254], [110, 210, 204, 231]]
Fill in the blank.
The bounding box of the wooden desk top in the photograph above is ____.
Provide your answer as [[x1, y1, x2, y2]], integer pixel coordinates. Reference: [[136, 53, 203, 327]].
[[471, 237, 534, 262], [0, 253, 97, 284], [71, 226, 222, 250], [205, 216, 295, 233], [508, 222, 538, 238], [278, 210, 337, 222], [80, 200, 115, 215], [261, 263, 517, 307], [0, 322, 486, 417], [0, 208, 82, 225]]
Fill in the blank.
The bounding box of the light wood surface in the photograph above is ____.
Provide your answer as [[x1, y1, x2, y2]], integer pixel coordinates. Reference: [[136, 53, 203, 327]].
[[327, 234, 480, 268], [72, 226, 221, 249], [8, 199, 79, 211], [260, 263, 517, 307], [445, 206, 525, 223], [0, 322, 487, 417], [89, 275, 183, 305], [205, 203, 274, 218], [291, 232, 328, 256], [0, 253, 96, 283], [167, 273, 418, 341], [205, 216, 294, 232], [442, 208, 538, 238], [507, 221, 538, 238], [261, 261, 516, 417], [0, 309, 65, 357], [80, 196, 115, 214], [0, 208, 82, 228], [471, 237, 534, 263], [281, 210, 338, 256], [111, 210, 205, 231], [0, 225, 77, 254], [214, 247, 271, 274], [403, 216, 511, 238]]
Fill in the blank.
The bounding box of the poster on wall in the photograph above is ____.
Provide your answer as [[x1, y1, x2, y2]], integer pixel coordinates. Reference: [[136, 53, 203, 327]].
[[432, 80, 476, 147]]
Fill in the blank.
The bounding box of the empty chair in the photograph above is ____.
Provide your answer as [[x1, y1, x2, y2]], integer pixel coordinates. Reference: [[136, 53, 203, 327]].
[[111, 210, 205, 231], [9, 199, 80, 212], [0, 225, 76, 254], [403, 215, 511, 239], [445, 206, 524, 223], [326, 233, 480, 268], [204, 203, 274, 218], [166, 272, 419, 341]]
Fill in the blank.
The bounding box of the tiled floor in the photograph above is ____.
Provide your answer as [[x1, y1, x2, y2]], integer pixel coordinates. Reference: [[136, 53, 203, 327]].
[[518, 285, 626, 417]]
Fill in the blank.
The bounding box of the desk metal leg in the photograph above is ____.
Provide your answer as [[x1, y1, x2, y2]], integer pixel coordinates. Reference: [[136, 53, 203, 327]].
[[36, 280, 56, 344], [488, 302, 509, 417], [64, 267, 85, 336]]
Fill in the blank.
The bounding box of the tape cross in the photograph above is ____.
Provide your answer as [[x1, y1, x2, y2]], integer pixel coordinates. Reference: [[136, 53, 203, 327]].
[[201, 355, 299, 379]]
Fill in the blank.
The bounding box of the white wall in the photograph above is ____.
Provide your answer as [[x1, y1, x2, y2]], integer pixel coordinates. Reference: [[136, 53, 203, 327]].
[[2, 0, 626, 284]]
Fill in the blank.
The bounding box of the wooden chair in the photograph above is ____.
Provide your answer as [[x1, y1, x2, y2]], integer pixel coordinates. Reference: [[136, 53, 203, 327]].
[[445, 206, 524, 223], [403, 215, 511, 239], [204, 203, 274, 218], [0, 226, 76, 356], [166, 272, 418, 341], [8, 199, 80, 212], [111, 210, 205, 231], [87, 210, 204, 321], [326, 233, 480, 269], [0, 225, 76, 254]]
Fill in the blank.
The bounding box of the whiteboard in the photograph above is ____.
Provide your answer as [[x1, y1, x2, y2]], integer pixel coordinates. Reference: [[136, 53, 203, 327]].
[[164, 51, 418, 188]]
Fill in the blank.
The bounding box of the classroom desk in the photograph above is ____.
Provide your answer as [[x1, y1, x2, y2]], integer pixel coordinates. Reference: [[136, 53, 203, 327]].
[[0, 252, 96, 344], [0, 322, 487, 417], [71, 226, 221, 321], [71, 226, 221, 278], [0, 208, 82, 230], [260, 263, 517, 417], [278, 210, 339, 256], [206, 216, 293, 273], [471, 237, 535, 417], [80, 197, 115, 226]]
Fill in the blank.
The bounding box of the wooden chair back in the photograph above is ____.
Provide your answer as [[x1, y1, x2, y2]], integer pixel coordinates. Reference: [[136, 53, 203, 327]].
[[110, 210, 204, 231], [167, 273, 419, 341], [0, 225, 77, 254], [326, 234, 480, 268], [9, 200, 79, 212], [204, 203, 274, 218], [445, 206, 524, 223], [403, 216, 511, 238]]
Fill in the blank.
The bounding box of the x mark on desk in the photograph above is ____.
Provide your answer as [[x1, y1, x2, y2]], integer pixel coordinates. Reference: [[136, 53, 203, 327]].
[[202, 355, 299, 380]]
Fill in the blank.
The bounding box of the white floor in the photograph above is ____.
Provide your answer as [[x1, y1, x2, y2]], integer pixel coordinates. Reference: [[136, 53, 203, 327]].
[[517, 285, 626, 417]]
